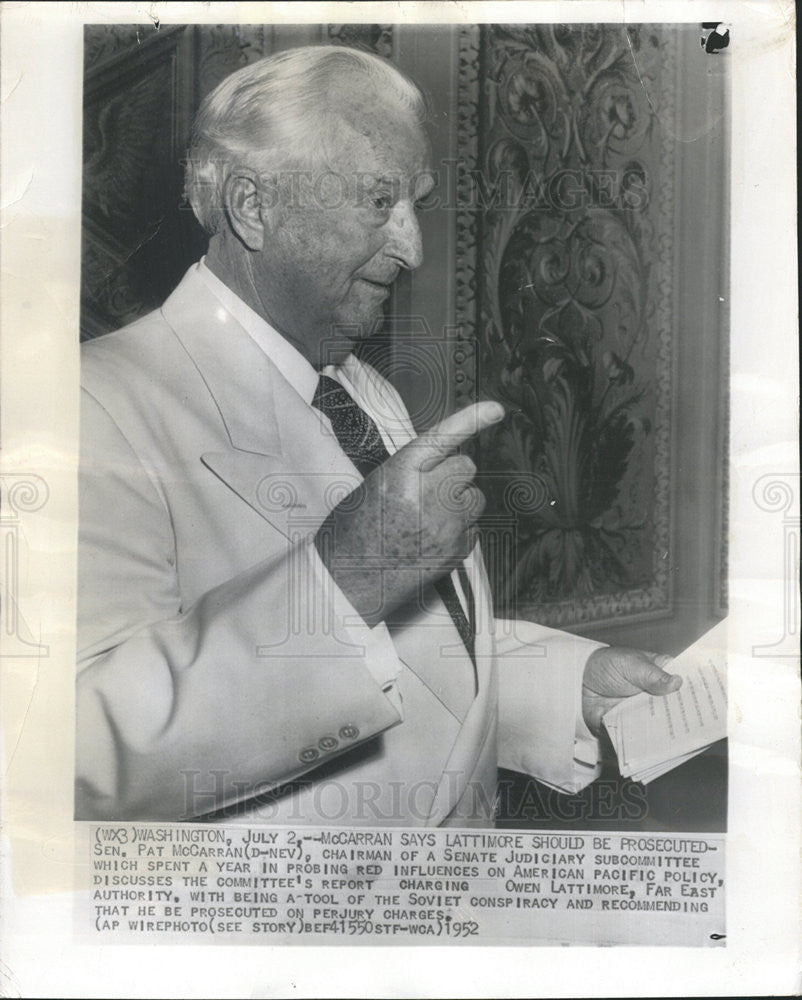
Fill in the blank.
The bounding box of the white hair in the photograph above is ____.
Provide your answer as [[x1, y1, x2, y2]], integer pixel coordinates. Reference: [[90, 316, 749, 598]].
[[185, 44, 428, 235]]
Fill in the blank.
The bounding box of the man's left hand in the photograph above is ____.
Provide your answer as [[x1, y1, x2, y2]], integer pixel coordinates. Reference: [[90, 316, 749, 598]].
[[582, 646, 682, 736]]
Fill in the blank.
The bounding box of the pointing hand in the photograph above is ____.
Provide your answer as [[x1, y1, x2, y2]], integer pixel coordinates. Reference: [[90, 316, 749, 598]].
[[315, 401, 505, 624]]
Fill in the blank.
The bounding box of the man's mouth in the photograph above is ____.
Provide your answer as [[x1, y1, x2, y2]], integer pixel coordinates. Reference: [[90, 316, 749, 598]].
[[359, 270, 398, 288], [359, 277, 393, 296]]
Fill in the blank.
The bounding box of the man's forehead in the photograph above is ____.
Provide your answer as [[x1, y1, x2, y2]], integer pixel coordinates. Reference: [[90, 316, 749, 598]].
[[331, 99, 430, 175]]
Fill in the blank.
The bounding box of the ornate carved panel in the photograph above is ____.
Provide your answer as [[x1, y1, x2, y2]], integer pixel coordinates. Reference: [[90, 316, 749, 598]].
[[195, 25, 270, 97], [81, 25, 201, 339], [327, 24, 394, 58], [83, 25, 147, 67], [458, 25, 680, 628]]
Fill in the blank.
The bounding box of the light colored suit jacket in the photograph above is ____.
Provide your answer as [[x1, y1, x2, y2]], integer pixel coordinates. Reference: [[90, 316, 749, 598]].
[[77, 267, 602, 826]]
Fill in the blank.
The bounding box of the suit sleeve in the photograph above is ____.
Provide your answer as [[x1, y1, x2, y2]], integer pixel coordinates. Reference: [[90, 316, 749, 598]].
[[76, 390, 403, 821], [494, 617, 606, 793]]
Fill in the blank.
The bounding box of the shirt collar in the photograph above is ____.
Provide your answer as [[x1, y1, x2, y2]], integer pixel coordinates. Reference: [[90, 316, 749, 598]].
[[195, 258, 320, 405]]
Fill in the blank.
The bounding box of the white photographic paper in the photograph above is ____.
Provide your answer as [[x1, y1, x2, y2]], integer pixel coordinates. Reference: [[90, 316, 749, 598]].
[[1, 2, 799, 997]]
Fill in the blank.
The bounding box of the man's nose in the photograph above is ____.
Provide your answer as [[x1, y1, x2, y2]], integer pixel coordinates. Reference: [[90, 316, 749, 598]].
[[384, 200, 423, 270]]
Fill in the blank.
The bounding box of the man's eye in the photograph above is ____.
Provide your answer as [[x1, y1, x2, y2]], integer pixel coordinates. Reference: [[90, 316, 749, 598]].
[[372, 194, 392, 211]]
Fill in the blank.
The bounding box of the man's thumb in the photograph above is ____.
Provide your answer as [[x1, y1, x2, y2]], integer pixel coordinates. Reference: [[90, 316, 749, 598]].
[[637, 658, 683, 696]]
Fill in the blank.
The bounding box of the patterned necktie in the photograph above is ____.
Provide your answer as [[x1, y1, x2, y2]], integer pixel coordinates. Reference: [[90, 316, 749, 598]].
[[312, 374, 475, 664]]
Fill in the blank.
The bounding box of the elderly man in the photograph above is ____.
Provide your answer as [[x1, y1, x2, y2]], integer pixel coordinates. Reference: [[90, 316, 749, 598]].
[[76, 45, 679, 825]]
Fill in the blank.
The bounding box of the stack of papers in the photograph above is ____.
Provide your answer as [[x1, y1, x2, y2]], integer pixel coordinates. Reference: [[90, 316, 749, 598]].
[[602, 625, 727, 784]]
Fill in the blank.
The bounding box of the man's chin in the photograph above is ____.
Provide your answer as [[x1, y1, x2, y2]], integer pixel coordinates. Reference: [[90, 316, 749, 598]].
[[334, 307, 385, 341], [314, 294, 388, 364]]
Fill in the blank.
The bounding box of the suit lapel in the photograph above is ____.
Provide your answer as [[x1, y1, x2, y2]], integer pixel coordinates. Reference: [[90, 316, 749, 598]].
[[425, 545, 498, 827], [160, 268, 361, 535], [162, 267, 285, 458]]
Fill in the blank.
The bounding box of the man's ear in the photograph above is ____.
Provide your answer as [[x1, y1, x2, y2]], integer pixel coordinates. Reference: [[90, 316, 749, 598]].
[[222, 171, 273, 252]]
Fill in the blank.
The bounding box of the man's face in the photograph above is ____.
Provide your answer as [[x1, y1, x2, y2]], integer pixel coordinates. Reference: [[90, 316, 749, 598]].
[[250, 99, 434, 365]]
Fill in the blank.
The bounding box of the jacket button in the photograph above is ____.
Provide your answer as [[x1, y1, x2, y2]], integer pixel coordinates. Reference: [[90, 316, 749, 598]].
[[299, 746, 319, 763], [339, 724, 359, 740], [318, 735, 338, 752]]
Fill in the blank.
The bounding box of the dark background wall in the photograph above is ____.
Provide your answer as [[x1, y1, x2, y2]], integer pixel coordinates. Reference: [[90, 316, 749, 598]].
[[81, 22, 729, 654]]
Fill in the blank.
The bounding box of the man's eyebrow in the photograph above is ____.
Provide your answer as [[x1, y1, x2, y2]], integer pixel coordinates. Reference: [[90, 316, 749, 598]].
[[359, 173, 435, 198], [356, 174, 398, 193], [415, 173, 437, 198], [374, 174, 435, 187]]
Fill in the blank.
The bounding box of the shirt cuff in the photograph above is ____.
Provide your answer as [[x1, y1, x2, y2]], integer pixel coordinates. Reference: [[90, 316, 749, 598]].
[[495, 618, 605, 793], [573, 676, 602, 769]]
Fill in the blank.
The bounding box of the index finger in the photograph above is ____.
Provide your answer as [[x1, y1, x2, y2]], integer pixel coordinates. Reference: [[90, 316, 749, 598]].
[[409, 401, 505, 470]]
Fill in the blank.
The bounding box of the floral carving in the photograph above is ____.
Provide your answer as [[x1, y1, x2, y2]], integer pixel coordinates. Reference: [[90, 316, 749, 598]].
[[470, 24, 674, 621], [83, 67, 176, 229], [81, 26, 197, 339], [197, 25, 268, 96], [84, 25, 149, 69], [327, 24, 394, 58], [454, 26, 482, 406]]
